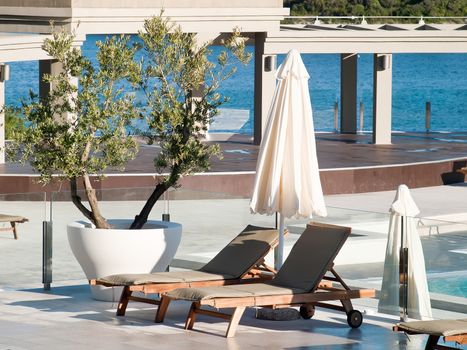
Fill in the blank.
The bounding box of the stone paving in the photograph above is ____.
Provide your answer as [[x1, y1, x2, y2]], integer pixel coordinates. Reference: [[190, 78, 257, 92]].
[[0, 185, 466, 349]]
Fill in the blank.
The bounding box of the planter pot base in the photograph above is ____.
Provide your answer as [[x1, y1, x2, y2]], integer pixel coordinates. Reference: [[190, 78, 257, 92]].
[[67, 219, 182, 301]]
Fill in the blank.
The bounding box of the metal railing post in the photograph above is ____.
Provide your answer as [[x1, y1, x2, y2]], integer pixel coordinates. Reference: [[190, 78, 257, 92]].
[[334, 101, 339, 133], [425, 101, 431, 133], [42, 220, 53, 290], [162, 190, 170, 222], [359, 101, 364, 133], [399, 216, 408, 321]]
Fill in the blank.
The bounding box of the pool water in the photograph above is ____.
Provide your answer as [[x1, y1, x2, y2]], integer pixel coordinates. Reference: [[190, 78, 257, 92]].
[[428, 273, 467, 298]]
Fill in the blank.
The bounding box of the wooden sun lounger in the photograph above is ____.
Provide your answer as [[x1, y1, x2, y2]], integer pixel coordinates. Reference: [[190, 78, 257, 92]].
[[163, 222, 376, 337], [394, 319, 467, 350], [91, 225, 287, 322], [0, 214, 28, 240]]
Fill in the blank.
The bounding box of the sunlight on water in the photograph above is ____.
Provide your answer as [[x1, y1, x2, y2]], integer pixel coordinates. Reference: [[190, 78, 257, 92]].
[[5, 35, 467, 134]]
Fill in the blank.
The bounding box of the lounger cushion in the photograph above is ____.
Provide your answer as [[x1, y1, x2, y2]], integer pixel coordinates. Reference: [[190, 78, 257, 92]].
[[97, 271, 236, 286], [396, 319, 467, 337], [200, 225, 278, 278], [0, 214, 27, 222], [97, 225, 277, 287], [166, 282, 306, 301]]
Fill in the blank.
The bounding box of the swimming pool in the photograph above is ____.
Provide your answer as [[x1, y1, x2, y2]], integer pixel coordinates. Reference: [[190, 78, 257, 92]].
[[428, 271, 467, 298]]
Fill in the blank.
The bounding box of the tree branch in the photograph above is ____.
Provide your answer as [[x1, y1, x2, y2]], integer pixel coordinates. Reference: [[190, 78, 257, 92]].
[[130, 164, 181, 229], [130, 182, 168, 229], [82, 174, 111, 229], [70, 177, 94, 222]]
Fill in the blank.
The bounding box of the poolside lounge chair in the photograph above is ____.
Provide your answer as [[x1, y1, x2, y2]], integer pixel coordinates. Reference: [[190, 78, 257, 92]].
[[162, 222, 376, 337], [394, 319, 467, 350], [93, 225, 284, 322], [0, 214, 28, 240]]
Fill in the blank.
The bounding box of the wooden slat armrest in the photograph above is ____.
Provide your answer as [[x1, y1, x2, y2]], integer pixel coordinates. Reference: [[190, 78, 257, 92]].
[[444, 334, 467, 344]]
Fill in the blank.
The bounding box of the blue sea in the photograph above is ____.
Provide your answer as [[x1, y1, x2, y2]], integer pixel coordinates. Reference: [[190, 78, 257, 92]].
[[5, 35, 467, 133]]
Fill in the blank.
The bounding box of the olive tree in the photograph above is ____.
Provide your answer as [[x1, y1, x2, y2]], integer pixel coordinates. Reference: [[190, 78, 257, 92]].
[[10, 15, 250, 230]]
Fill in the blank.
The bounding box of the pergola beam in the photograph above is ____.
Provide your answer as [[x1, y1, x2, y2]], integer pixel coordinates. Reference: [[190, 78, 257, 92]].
[[260, 23, 467, 144], [0, 3, 288, 35]]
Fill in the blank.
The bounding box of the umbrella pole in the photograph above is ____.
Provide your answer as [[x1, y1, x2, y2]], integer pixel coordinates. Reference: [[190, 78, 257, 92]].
[[399, 215, 408, 321], [274, 213, 285, 271]]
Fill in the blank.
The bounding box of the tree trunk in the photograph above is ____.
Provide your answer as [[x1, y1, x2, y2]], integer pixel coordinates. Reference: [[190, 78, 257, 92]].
[[130, 182, 168, 230], [82, 174, 111, 229], [130, 166, 181, 229], [70, 177, 94, 223], [69, 176, 111, 229]]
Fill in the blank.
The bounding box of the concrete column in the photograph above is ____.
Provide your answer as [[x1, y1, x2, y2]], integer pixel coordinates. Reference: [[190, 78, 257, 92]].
[[39, 59, 78, 123], [39, 59, 62, 101], [373, 53, 393, 144], [0, 78, 5, 163], [340, 53, 358, 134], [253, 32, 276, 145], [192, 82, 207, 135], [193, 33, 222, 136], [39, 59, 52, 101]]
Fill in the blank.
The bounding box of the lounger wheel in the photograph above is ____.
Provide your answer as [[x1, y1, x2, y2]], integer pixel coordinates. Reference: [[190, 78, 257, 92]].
[[346, 310, 363, 328], [299, 305, 315, 319]]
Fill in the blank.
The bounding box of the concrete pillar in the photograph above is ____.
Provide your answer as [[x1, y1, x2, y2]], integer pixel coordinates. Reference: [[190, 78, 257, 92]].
[[0, 77, 5, 163], [39, 59, 62, 101], [253, 32, 276, 145], [39, 59, 78, 123], [340, 53, 358, 134], [193, 33, 222, 136], [373, 53, 393, 144], [192, 82, 207, 135]]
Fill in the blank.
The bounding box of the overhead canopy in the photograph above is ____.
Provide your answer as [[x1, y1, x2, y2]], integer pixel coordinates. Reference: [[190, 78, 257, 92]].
[[0, 33, 84, 62], [0, 0, 288, 34], [264, 23, 467, 54]]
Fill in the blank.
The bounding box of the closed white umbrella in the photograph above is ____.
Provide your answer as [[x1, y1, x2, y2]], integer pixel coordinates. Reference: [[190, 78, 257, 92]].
[[378, 184, 432, 320], [250, 49, 327, 270]]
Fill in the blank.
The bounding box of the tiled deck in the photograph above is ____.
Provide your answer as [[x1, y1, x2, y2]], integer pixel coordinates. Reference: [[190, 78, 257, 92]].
[[0, 282, 464, 350], [4, 131, 466, 173]]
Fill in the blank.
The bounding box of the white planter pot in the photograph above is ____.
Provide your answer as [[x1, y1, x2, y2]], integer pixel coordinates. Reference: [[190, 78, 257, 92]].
[[67, 219, 182, 301]]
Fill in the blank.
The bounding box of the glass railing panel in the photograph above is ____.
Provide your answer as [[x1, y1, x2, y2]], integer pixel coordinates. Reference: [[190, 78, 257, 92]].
[[280, 206, 390, 318], [48, 187, 466, 316], [49, 187, 274, 283], [415, 217, 467, 310], [0, 192, 47, 288], [281, 207, 467, 317], [164, 188, 275, 269], [50, 187, 167, 284]]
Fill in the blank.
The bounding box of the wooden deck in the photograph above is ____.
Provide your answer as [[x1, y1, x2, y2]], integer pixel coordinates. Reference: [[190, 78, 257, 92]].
[[0, 131, 466, 196]]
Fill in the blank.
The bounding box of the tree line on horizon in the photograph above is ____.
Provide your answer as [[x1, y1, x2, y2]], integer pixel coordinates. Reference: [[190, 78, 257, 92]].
[[284, 0, 467, 18]]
